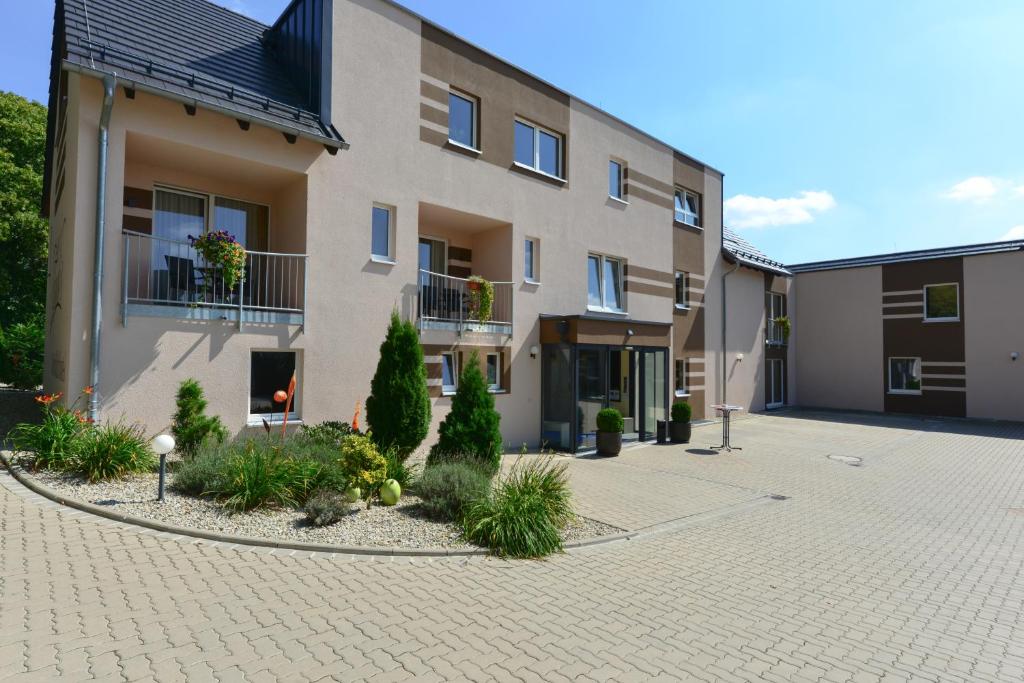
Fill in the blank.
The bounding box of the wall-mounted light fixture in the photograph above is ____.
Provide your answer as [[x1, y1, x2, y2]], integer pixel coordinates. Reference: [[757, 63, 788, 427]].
[[1012, 352, 1020, 362], [736, 353, 745, 362], [530, 345, 539, 359]]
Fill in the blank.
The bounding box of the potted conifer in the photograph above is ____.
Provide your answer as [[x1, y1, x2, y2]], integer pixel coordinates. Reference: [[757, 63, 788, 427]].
[[670, 401, 692, 444], [596, 407, 624, 456]]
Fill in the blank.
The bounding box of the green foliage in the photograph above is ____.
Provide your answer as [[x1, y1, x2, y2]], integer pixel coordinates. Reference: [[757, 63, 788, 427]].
[[428, 351, 503, 475], [0, 92, 48, 336], [772, 315, 792, 341], [213, 444, 303, 513], [365, 311, 431, 460], [304, 490, 352, 527], [414, 457, 493, 522], [0, 317, 44, 389], [462, 456, 574, 558], [671, 401, 692, 424], [467, 276, 494, 323], [338, 434, 388, 507], [169, 444, 230, 496], [382, 445, 419, 490], [171, 379, 227, 459], [8, 407, 84, 470], [298, 420, 356, 448], [75, 422, 156, 483], [596, 408, 623, 433]]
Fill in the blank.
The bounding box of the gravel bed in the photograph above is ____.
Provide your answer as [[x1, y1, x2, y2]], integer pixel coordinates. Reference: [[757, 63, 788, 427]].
[[21, 465, 623, 551]]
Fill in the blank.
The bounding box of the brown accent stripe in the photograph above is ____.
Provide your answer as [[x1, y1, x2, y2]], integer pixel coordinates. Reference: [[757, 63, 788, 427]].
[[420, 102, 447, 127], [419, 126, 448, 146], [124, 186, 152, 210], [882, 293, 923, 303], [625, 280, 674, 299], [882, 304, 923, 313], [123, 214, 152, 234], [626, 264, 674, 284], [448, 246, 472, 262], [921, 366, 966, 375], [420, 80, 448, 106], [626, 169, 674, 196], [448, 265, 471, 278], [627, 185, 674, 210], [920, 376, 966, 387]]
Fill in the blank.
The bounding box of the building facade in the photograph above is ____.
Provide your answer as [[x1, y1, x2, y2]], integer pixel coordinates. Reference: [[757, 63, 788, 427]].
[[44, 0, 796, 453]]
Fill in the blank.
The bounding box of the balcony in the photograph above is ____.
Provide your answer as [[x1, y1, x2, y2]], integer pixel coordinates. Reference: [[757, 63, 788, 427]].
[[766, 318, 787, 347], [121, 231, 307, 328], [417, 269, 513, 338]]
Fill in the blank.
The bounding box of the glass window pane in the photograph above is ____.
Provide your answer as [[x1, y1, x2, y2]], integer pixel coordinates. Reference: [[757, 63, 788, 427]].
[[250, 351, 296, 415], [442, 354, 456, 392], [514, 121, 535, 166], [213, 197, 267, 251], [603, 258, 621, 310], [925, 284, 958, 319], [675, 272, 687, 306], [448, 92, 475, 147], [538, 129, 560, 176], [609, 161, 621, 198], [685, 192, 699, 216], [486, 354, 499, 387], [525, 239, 535, 280], [890, 358, 920, 391], [371, 206, 390, 258], [587, 255, 602, 306], [674, 191, 685, 221]]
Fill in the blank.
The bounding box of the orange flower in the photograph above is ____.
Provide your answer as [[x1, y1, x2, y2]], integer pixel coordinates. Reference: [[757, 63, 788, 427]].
[[82, 386, 94, 395], [352, 401, 361, 431], [34, 392, 63, 406]]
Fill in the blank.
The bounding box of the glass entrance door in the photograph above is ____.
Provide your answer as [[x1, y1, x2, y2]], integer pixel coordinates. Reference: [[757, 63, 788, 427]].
[[767, 359, 785, 408], [639, 348, 667, 440]]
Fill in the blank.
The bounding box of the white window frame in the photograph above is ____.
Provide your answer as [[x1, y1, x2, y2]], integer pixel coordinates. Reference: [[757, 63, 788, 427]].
[[587, 253, 625, 314], [888, 356, 922, 395], [370, 203, 396, 263], [524, 237, 539, 284], [441, 352, 458, 396], [608, 159, 625, 201], [674, 188, 700, 227], [447, 89, 479, 152], [247, 349, 301, 425], [675, 358, 689, 397], [513, 117, 564, 180], [923, 282, 960, 322], [674, 271, 689, 310], [486, 352, 502, 392]]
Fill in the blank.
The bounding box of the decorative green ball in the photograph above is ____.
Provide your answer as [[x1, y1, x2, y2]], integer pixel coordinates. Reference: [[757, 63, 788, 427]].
[[379, 479, 401, 506], [344, 487, 362, 503]]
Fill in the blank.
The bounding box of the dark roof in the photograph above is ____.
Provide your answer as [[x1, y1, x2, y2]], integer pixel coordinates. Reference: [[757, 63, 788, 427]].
[[722, 227, 792, 277], [58, 0, 344, 147], [788, 239, 1024, 273]]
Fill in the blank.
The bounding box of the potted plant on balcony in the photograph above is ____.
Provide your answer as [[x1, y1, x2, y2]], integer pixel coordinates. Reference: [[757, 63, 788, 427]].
[[670, 401, 692, 444], [466, 275, 493, 326], [596, 407, 623, 457], [772, 315, 791, 343], [189, 230, 247, 292]]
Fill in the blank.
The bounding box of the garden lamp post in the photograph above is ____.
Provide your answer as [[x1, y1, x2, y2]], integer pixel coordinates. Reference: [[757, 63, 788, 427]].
[[152, 434, 175, 502]]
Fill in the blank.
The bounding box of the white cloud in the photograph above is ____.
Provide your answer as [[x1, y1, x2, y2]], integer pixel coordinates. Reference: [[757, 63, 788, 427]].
[[942, 176, 1001, 202], [724, 191, 836, 229], [1015, 185, 1024, 197], [1000, 225, 1024, 241]]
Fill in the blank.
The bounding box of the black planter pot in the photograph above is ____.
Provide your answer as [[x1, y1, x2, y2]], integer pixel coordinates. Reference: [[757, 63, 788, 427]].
[[669, 421, 691, 444], [596, 430, 622, 456], [656, 420, 667, 444]]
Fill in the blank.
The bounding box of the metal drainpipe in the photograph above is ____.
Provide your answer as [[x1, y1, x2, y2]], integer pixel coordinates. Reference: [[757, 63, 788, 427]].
[[87, 74, 117, 422], [721, 260, 740, 406]]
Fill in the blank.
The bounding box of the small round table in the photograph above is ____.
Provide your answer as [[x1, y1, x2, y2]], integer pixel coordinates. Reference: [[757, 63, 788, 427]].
[[710, 404, 743, 452]]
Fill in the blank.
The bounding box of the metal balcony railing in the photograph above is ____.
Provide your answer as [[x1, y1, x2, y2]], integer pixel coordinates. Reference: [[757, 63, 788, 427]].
[[417, 269, 513, 336], [121, 230, 307, 329], [766, 319, 787, 346]]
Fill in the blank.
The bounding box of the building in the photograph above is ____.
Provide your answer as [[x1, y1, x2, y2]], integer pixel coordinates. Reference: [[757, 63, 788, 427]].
[[42, 0, 794, 453], [789, 240, 1024, 421]]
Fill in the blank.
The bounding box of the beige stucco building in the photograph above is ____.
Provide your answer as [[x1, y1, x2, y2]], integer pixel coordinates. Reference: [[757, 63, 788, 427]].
[[44, 0, 801, 453]]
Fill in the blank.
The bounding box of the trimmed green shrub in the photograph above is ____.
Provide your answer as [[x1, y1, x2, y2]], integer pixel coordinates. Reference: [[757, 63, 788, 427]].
[[382, 445, 419, 490], [212, 442, 305, 513], [428, 351, 503, 475], [596, 408, 623, 433], [671, 401, 692, 424], [415, 457, 493, 522], [338, 434, 388, 508], [169, 445, 230, 496], [305, 490, 352, 527], [298, 420, 356, 448], [8, 408, 85, 470], [0, 319, 44, 389], [171, 379, 227, 459], [365, 311, 431, 460], [462, 456, 573, 558], [76, 422, 156, 483]]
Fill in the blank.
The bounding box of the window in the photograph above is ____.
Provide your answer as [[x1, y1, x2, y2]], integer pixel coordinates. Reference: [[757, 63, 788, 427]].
[[767, 292, 786, 343], [441, 353, 458, 395], [675, 359, 688, 397], [924, 283, 959, 321], [587, 254, 624, 312], [524, 238, 539, 283], [514, 118, 563, 178], [675, 271, 689, 309], [371, 204, 394, 261], [250, 351, 298, 417], [674, 188, 700, 227], [486, 353, 502, 391], [888, 357, 921, 394], [448, 90, 477, 149], [608, 160, 624, 200]]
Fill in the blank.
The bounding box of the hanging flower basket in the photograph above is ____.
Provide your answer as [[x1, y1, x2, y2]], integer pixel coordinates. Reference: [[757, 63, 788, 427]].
[[189, 230, 246, 291], [772, 315, 792, 341], [466, 275, 494, 323]]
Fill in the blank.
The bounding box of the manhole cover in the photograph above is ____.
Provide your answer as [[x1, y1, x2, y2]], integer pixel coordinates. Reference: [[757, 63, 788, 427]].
[[827, 455, 862, 465]]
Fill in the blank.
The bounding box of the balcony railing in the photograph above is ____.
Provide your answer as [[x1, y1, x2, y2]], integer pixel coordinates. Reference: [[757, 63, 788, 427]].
[[766, 319, 787, 346], [417, 269, 513, 336], [121, 230, 307, 328]]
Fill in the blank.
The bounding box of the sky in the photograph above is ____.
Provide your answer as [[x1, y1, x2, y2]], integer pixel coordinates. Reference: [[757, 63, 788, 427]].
[[4, 0, 1023, 264]]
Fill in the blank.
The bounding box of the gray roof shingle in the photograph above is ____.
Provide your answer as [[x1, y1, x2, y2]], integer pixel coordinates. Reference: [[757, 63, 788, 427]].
[[59, 0, 344, 147], [722, 227, 792, 276]]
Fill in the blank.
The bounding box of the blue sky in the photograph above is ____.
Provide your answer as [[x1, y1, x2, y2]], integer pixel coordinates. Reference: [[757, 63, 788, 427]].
[[4, 0, 1023, 264]]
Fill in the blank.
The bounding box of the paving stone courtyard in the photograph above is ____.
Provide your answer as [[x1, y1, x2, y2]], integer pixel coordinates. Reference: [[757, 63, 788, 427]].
[[2, 410, 1023, 681]]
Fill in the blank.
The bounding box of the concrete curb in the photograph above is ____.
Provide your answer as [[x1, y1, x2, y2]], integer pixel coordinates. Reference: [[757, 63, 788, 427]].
[[0, 452, 634, 558]]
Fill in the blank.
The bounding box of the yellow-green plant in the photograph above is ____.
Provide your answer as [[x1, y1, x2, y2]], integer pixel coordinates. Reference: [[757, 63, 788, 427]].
[[338, 434, 388, 508], [467, 276, 494, 323]]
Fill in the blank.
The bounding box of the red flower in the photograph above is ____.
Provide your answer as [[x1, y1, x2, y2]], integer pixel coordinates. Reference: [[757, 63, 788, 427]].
[[34, 392, 63, 406], [82, 386, 94, 395]]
